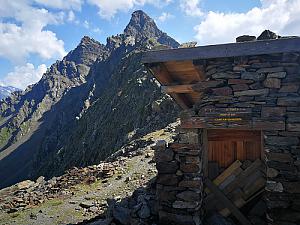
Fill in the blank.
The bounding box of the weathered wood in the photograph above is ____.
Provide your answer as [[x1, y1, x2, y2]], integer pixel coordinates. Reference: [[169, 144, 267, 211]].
[[147, 63, 192, 109], [142, 37, 300, 63], [212, 160, 242, 187], [204, 178, 253, 225], [161, 84, 196, 94]]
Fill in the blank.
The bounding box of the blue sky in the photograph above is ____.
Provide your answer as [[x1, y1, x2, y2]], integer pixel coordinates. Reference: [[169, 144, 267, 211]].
[[0, 0, 299, 89]]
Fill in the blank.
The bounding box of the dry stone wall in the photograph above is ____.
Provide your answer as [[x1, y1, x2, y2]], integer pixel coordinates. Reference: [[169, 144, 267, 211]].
[[154, 129, 203, 225]]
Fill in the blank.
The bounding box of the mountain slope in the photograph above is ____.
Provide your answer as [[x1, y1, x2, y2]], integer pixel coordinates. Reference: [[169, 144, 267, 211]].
[[0, 37, 109, 188], [0, 86, 21, 100], [0, 10, 179, 188]]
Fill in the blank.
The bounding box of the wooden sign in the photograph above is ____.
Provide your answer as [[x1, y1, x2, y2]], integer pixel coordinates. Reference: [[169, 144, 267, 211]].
[[203, 108, 252, 123]]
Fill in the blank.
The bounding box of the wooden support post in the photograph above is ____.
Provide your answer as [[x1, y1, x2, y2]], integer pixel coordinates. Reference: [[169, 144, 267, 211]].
[[204, 178, 253, 225]]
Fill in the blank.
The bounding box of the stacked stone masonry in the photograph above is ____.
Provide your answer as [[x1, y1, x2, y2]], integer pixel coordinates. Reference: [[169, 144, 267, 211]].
[[154, 129, 203, 225]]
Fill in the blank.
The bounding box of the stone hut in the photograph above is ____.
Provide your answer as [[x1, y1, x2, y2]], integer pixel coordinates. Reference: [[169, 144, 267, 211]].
[[143, 37, 300, 225]]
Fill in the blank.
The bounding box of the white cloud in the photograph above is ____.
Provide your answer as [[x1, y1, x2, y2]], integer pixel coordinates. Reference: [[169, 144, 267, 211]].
[[92, 28, 102, 33], [180, 0, 203, 17], [0, 63, 47, 89], [34, 0, 83, 11], [87, 0, 172, 19], [67, 10, 76, 22], [194, 0, 300, 45], [158, 12, 174, 22], [83, 20, 90, 29], [0, 1, 67, 64]]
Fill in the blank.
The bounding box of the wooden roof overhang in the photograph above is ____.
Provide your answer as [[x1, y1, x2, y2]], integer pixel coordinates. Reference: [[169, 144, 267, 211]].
[[142, 38, 300, 109]]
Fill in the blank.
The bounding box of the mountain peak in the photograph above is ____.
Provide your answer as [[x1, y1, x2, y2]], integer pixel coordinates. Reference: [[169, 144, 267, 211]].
[[124, 10, 159, 38]]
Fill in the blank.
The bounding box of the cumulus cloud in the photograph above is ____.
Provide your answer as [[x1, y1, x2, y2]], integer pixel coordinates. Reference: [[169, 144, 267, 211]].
[[0, 63, 47, 89], [194, 0, 300, 45], [0, 0, 67, 63], [35, 0, 83, 11], [87, 0, 172, 19], [180, 0, 203, 17], [158, 12, 174, 22]]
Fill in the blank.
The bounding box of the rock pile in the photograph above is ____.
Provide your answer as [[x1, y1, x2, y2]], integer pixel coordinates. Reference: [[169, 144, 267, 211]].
[[0, 162, 117, 213]]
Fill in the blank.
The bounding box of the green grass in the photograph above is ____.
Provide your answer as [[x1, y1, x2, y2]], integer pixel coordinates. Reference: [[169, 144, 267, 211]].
[[0, 127, 11, 146]]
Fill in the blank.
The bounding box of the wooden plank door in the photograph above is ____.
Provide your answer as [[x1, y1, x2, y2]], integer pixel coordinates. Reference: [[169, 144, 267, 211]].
[[207, 130, 262, 178]]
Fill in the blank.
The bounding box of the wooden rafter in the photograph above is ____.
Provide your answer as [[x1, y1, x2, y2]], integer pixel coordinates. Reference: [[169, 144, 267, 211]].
[[146, 63, 192, 109]]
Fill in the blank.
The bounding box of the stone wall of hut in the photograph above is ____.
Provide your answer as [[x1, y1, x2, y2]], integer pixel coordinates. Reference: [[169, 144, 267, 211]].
[[155, 52, 300, 225]]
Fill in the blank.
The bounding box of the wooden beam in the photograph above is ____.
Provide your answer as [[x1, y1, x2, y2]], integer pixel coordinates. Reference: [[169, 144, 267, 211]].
[[161, 80, 225, 94], [161, 84, 196, 94], [147, 63, 192, 109], [204, 178, 253, 225], [142, 38, 300, 63]]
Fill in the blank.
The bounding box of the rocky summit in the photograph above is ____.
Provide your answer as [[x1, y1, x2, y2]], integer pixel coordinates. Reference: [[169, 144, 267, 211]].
[[0, 10, 178, 189]]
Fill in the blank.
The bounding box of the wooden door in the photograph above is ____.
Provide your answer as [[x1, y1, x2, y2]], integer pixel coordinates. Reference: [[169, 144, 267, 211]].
[[207, 130, 262, 179]]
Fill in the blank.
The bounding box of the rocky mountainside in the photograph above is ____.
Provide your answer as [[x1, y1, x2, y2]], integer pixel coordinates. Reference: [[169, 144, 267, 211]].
[[0, 86, 20, 100], [0, 123, 177, 225], [0, 10, 179, 188]]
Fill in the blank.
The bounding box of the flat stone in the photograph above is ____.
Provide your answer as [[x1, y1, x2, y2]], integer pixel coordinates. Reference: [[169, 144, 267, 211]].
[[279, 84, 299, 93], [16, 180, 35, 190], [266, 181, 283, 192], [265, 136, 299, 146], [185, 156, 200, 164], [287, 123, 300, 132], [283, 182, 300, 193], [264, 78, 281, 89], [212, 87, 232, 96], [241, 72, 265, 81], [79, 201, 94, 208], [172, 201, 199, 209], [257, 67, 284, 73], [268, 72, 287, 78], [180, 163, 200, 173], [157, 174, 179, 186], [266, 152, 293, 163], [228, 79, 253, 84], [278, 97, 300, 106], [156, 161, 178, 174], [155, 148, 174, 163], [234, 88, 269, 97], [211, 72, 239, 79], [231, 84, 249, 91], [176, 191, 200, 202], [179, 180, 202, 188], [261, 107, 286, 117], [267, 168, 279, 178]]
